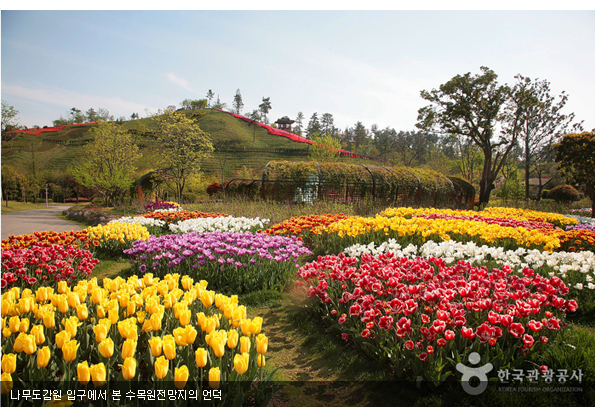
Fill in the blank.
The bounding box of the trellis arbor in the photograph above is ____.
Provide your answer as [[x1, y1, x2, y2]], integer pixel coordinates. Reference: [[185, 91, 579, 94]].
[[224, 161, 475, 209]]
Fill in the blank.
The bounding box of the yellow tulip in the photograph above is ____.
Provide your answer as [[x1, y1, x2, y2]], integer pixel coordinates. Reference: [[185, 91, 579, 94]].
[[181, 276, 193, 290], [234, 352, 249, 375], [227, 330, 239, 349], [3, 328, 11, 338], [91, 288, 104, 305], [257, 354, 265, 368], [120, 357, 136, 380], [35, 287, 52, 302], [57, 281, 69, 294], [178, 309, 191, 326], [31, 324, 45, 345], [108, 308, 119, 325], [210, 334, 225, 358], [93, 324, 108, 343], [90, 363, 106, 387], [98, 337, 114, 358], [55, 294, 69, 313], [17, 297, 32, 314], [54, 330, 71, 349], [18, 317, 30, 333], [154, 356, 168, 379], [63, 339, 79, 362], [96, 305, 106, 319], [42, 311, 56, 329], [63, 316, 80, 338], [13, 332, 27, 353], [150, 313, 163, 331], [121, 339, 137, 359], [8, 316, 20, 333], [251, 317, 263, 335], [118, 320, 138, 341], [240, 336, 251, 354], [148, 336, 162, 357], [76, 304, 88, 321], [37, 346, 51, 368], [1, 354, 16, 374], [174, 365, 189, 389], [23, 334, 37, 355], [173, 327, 188, 347], [208, 367, 220, 389], [201, 290, 215, 308], [195, 348, 207, 368], [126, 302, 136, 316], [163, 335, 176, 360], [1, 372, 13, 395], [256, 334, 268, 354], [184, 325, 197, 345], [77, 361, 91, 385], [67, 291, 80, 308]]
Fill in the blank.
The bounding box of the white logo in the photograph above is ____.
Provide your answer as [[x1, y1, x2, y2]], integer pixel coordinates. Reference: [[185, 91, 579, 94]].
[[456, 352, 493, 395]]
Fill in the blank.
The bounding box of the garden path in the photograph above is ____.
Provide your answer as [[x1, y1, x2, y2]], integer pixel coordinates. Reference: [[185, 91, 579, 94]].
[[1, 205, 82, 240]]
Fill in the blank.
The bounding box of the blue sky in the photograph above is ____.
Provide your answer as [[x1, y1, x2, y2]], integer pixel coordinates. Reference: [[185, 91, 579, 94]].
[[2, 9, 594, 132]]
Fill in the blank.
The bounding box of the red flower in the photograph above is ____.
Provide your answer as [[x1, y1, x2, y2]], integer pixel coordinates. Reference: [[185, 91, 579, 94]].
[[361, 329, 371, 338], [404, 340, 414, 351], [522, 334, 534, 348], [461, 327, 476, 340], [444, 330, 455, 341], [437, 338, 446, 347], [378, 315, 393, 331], [507, 323, 525, 338], [427, 346, 434, 354], [338, 314, 347, 325], [341, 333, 349, 341], [528, 320, 543, 332], [419, 352, 428, 361], [540, 365, 548, 374]]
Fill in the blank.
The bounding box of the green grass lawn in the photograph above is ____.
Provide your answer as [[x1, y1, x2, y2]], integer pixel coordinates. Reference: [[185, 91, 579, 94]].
[[0, 200, 64, 214]]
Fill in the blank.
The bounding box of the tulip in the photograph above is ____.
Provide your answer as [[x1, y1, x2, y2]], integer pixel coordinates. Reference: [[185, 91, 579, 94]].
[[8, 316, 20, 333], [254, 333, 269, 354], [13, 332, 27, 353], [195, 348, 207, 368], [185, 325, 197, 345], [18, 298, 32, 314], [18, 318, 30, 333], [163, 335, 176, 360], [240, 336, 251, 354], [150, 313, 163, 331], [42, 311, 56, 329], [234, 352, 249, 375], [96, 305, 106, 319], [201, 290, 215, 308], [257, 354, 265, 368], [58, 281, 69, 294], [63, 317, 80, 338], [63, 339, 79, 362], [251, 317, 263, 335], [208, 367, 220, 389], [67, 292, 80, 308], [154, 356, 168, 379], [108, 308, 119, 325], [54, 330, 71, 350], [179, 309, 191, 326], [93, 324, 108, 343], [121, 339, 137, 359], [2, 328, 11, 338], [210, 334, 225, 358], [55, 295, 69, 313], [1, 372, 13, 395], [173, 327, 188, 347], [90, 363, 106, 387], [174, 365, 189, 389], [37, 346, 51, 368], [27, 323, 43, 345], [120, 357, 136, 380], [1, 354, 16, 374], [98, 337, 114, 358], [227, 330, 239, 349], [148, 336, 162, 357], [77, 361, 91, 385], [23, 334, 37, 355], [76, 304, 88, 320]]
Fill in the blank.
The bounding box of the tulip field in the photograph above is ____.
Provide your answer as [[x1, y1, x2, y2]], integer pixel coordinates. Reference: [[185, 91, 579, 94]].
[[2, 202, 595, 406]]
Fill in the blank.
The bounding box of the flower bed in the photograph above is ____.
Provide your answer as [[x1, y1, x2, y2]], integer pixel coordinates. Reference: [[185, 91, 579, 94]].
[[2, 230, 91, 251], [169, 216, 269, 235], [139, 210, 229, 225], [0, 273, 273, 404], [1, 244, 99, 289], [124, 231, 312, 294], [86, 222, 151, 257], [143, 201, 181, 212], [263, 214, 350, 239], [297, 252, 576, 381]]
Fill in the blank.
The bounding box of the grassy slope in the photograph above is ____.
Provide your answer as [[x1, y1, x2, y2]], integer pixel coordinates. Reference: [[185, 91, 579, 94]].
[[1, 109, 377, 179]]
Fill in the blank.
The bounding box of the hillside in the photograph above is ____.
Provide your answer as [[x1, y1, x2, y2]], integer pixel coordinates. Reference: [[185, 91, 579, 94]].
[[1, 109, 379, 180]]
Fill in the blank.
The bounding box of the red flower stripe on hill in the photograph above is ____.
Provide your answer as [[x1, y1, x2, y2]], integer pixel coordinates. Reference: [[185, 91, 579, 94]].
[[8, 122, 99, 136], [214, 108, 364, 159]]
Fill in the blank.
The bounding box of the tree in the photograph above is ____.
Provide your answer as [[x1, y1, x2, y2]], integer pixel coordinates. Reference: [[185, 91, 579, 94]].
[[1, 100, 19, 133], [1, 164, 23, 206], [191, 99, 208, 109], [321, 113, 336, 136], [440, 134, 484, 184], [372, 125, 396, 162], [508, 74, 582, 200], [351, 121, 369, 154], [86, 108, 98, 122], [393, 130, 438, 167], [212, 95, 227, 110], [156, 110, 214, 203], [306, 113, 321, 139], [72, 121, 141, 206], [417, 67, 514, 206], [258, 97, 272, 124], [554, 131, 595, 217], [180, 99, 193, 110], [309, 133, 341, 162], [232, 89, 244, 115], [294, 112, 304, 135], [206, 90, 215, 108]]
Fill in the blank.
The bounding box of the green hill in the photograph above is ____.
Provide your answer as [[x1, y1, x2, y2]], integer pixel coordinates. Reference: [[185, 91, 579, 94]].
[[2, 109, 377, 180]]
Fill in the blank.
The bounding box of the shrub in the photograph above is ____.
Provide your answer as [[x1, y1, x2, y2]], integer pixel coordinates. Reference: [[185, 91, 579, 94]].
[[546, 184, 581, 203]]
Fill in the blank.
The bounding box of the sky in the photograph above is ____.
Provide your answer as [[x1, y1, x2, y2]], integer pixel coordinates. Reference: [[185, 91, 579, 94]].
[[2, 7, 594, 133]]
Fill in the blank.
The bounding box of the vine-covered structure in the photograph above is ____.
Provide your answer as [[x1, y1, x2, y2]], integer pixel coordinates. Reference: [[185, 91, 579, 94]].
[[224, 161, 475, 209]]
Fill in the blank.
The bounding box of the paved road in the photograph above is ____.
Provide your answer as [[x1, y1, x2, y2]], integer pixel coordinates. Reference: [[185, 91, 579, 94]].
[[1, 206, 83, 240]]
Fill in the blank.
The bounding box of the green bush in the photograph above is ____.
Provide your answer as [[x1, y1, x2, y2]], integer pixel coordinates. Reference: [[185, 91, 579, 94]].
[[545, 184, 581, 203]]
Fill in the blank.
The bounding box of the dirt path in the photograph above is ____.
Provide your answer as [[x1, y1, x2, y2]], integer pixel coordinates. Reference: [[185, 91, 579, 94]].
[[1, 205, 82, 240]]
